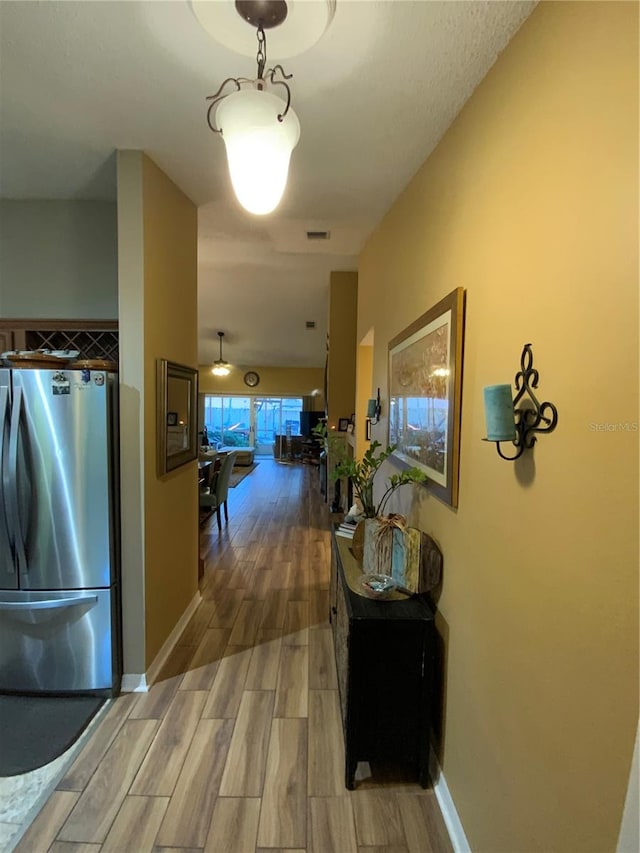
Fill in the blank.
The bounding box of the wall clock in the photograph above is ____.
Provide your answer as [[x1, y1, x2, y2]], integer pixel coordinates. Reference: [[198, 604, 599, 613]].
[[244, 371, 260, 388]]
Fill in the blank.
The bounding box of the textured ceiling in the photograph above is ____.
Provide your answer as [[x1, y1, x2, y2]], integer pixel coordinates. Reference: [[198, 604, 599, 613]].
[[0, 0, 536, 368]]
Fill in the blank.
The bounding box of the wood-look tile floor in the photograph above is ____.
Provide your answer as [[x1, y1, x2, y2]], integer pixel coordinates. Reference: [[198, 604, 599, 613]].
[[13, 459, 453, 853]]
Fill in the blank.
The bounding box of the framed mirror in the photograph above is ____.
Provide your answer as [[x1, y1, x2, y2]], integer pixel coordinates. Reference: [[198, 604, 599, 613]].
[[157, 359, 199, 476]]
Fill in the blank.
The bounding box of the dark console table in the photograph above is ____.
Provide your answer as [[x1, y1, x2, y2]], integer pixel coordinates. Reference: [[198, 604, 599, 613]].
[[330, 527, 435, 789]]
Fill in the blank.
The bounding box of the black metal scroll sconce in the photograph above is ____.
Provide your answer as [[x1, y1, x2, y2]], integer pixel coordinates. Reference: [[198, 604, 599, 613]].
[[483, 344, 558, 461], [366, 388, 382, 425]]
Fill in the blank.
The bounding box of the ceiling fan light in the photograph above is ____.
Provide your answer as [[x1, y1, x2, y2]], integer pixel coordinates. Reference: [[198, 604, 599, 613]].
[[217, 89, 300, 215]]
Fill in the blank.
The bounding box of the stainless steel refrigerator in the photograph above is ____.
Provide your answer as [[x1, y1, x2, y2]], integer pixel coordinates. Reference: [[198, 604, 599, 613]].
[[0, 367, 121, 695]]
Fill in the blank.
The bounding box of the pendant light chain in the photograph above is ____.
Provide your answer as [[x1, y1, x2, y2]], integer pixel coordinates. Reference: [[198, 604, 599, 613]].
[[256, 25, 267, 81]]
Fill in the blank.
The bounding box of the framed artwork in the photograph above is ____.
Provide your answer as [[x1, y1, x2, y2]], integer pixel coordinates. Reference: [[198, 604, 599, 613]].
[[338, 417, 350, 431], [346, 423, 354, 435], [365, 419, 372, 441], [166, 411, 178, 426], [388, 287, 465, 507]]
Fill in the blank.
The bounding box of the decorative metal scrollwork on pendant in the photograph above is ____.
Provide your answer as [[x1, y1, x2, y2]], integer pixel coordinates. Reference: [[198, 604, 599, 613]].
[[264, 64, 293, 121], [205, 22, 293, 134], [206, 78, 244, 133], [495, 343, 558, 461]]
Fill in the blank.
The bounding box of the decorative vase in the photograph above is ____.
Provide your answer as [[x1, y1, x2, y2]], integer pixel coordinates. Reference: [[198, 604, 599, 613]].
[[391, 526, 421, 593], [351, 520, 366, 562], [363, 517, 395, 576]]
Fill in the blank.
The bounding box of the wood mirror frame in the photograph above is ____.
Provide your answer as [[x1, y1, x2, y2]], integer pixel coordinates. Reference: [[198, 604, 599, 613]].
[[157, 359, 199, 476]]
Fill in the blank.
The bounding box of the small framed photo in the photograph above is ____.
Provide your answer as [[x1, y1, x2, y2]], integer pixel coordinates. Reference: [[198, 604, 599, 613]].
[[338, 418, 350, 431], [167, 411, 178, 426], [346, 423, 354, 435], [350, 413, 356, 425], [365, 419, 372, 441]]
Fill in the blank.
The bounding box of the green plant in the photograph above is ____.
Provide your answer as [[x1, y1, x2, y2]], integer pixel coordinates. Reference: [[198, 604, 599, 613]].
[[311, 421, 328, 444], [332, 439, 427, 518]]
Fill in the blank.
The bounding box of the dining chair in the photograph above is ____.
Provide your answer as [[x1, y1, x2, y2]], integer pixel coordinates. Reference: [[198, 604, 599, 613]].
[[199, 450, 238, 531]]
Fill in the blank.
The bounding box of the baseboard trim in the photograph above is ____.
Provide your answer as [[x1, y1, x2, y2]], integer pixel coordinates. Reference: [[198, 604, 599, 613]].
[[120, 672, 148, 692], [121, 589, 202, 693], [617, 721, 639, 852], [429, 747, 471, 853]]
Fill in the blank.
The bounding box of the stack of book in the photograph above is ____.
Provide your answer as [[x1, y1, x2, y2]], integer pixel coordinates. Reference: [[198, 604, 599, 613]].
[[336, 518, 359, 539]]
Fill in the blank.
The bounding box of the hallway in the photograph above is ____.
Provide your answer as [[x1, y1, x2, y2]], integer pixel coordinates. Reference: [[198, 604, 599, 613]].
[[13, 459, 452, 852]]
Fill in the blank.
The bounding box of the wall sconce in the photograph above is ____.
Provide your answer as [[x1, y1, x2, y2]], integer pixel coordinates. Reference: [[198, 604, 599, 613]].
[[367, 388, 382, 425], [483, 343, 558, 461]]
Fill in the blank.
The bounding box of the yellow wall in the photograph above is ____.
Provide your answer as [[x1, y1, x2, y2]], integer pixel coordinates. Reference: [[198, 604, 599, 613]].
[[199, 365, 324, 404], [359, 3, 638, 851], [355, 341, 373, 460], [142, 156, 199, 668], [327, 271, 358, 429]]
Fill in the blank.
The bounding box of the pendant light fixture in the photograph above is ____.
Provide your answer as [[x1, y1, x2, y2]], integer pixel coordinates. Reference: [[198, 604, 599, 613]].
[[211, 331, 231, 376], [205, 1, 300, 216]]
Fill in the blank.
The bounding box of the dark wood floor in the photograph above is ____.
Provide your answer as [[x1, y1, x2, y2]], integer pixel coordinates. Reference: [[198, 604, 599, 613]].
[[14, 458, 453, 852]]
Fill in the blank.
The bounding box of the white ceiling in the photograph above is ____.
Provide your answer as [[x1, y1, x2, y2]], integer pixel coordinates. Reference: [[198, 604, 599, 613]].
[[0, 0, 536, 369]]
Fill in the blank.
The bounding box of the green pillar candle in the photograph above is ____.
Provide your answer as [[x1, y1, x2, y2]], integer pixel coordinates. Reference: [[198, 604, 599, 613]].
[[483, 384, 516, 441]]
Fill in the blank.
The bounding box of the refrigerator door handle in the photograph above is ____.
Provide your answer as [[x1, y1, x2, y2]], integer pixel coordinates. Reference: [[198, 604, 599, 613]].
[[0, 385, 14, 574], [7, 386, 28, 573], [0, 594, 98, 611]]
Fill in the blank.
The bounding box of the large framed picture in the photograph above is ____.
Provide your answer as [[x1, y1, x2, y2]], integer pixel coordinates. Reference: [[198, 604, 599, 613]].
[[388, 287, 465, 507]]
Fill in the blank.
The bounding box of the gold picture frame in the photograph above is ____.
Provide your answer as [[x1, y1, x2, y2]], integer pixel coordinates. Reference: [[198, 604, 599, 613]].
[[388, 287, 466, 508]]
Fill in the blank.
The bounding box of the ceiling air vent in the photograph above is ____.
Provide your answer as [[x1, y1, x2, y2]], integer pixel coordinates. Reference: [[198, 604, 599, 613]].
[[306, 321, 316, 329], [306, 230, 330, 241]]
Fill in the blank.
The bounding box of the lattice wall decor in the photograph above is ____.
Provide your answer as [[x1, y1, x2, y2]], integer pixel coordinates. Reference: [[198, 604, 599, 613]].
[[25, 329, 119, 362]]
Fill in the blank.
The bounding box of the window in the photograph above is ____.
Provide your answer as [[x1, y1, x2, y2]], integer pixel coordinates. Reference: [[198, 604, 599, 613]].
[[203, 395, 303, 452], [203, 396, 251, 447]]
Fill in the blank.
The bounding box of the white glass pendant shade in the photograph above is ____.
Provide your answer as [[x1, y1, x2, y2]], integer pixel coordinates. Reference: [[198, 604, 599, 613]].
[[217, 89, 300, 215]]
